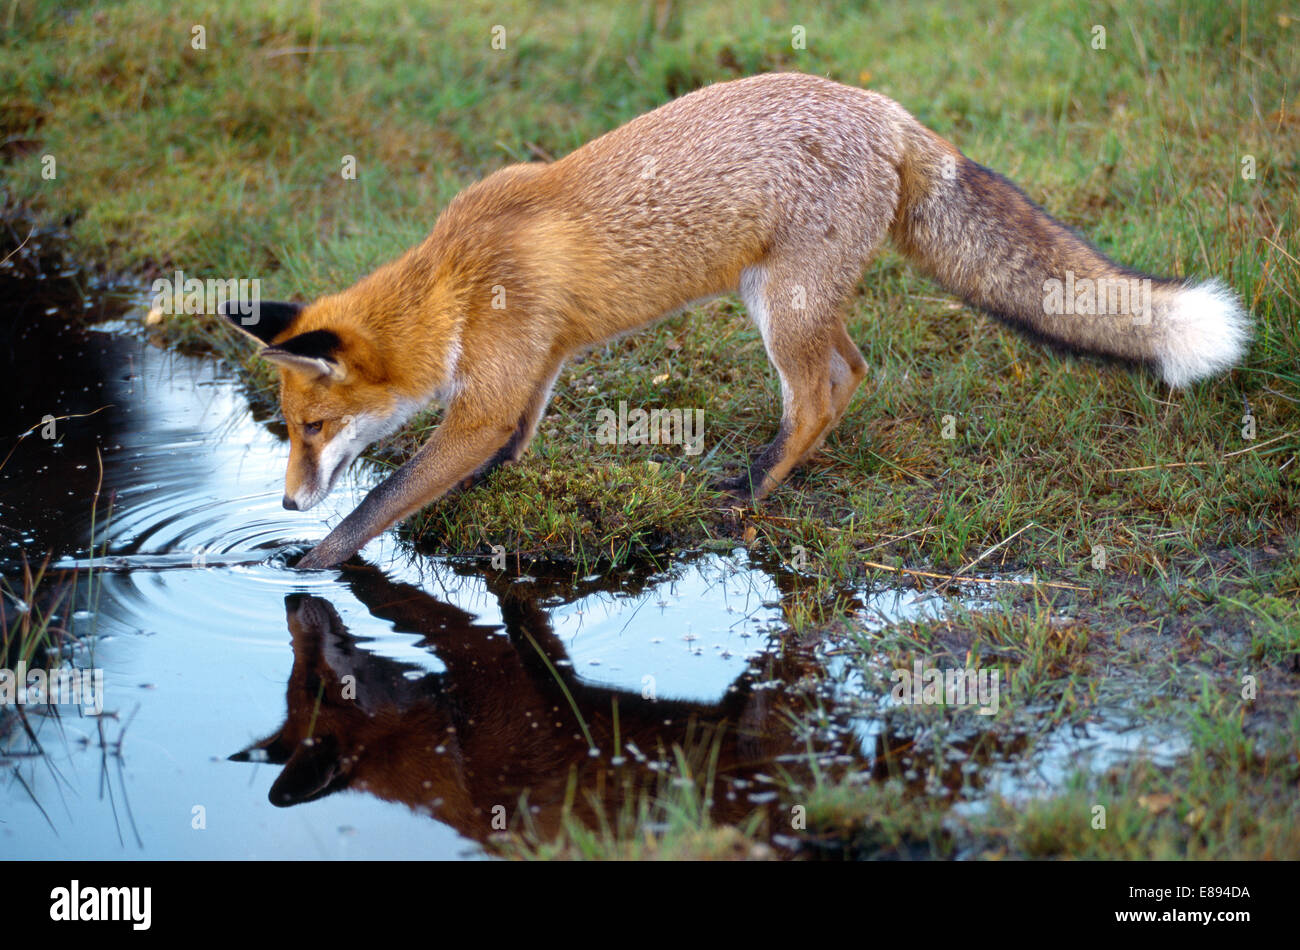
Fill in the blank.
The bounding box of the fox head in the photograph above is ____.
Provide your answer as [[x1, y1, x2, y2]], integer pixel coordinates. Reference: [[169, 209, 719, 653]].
[[220, 299, 415, 511]]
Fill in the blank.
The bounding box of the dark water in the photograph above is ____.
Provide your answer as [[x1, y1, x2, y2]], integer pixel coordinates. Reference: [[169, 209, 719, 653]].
[[0, 305, 1185, 859]]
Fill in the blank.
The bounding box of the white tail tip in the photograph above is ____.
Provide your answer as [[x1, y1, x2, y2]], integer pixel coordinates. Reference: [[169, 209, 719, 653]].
[[1158, 279, 1252, 388]]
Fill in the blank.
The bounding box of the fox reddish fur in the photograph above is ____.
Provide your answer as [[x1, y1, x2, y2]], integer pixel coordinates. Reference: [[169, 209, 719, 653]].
[[221, 72, 1251, 569]]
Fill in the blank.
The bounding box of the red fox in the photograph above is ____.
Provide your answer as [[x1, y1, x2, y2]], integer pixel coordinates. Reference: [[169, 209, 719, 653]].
[[221, 72, 1251, 569]]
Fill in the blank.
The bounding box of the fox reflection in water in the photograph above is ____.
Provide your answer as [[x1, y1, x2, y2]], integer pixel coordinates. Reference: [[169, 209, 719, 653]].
[[230, 564, 846, 845]]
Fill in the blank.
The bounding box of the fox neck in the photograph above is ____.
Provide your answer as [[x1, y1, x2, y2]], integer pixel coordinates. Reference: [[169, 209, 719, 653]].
[[312, 255, 468, 406]]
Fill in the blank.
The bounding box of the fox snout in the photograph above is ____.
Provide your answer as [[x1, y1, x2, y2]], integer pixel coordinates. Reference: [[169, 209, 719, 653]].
[[282, 455, 339, 513], [281, 437, 331, 512], [280, 428, 346, 512]]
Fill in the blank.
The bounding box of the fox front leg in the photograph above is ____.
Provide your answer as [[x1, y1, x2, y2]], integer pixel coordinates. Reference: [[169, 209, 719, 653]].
[[295, 407, 518, 570]]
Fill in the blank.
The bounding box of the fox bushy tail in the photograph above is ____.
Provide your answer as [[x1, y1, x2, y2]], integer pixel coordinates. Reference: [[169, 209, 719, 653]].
[[888, 119, 1250, 387]]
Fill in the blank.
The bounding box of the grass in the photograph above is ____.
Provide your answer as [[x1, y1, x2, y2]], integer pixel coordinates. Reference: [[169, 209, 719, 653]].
[[494, 733, 778, 861], [0, 428, 109, 756], [1, 0, 1297, 859]]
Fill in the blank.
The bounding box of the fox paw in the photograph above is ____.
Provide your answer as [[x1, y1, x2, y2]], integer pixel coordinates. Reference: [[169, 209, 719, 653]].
[[709, 472, 758, 502], [294, 543, 353, 571]]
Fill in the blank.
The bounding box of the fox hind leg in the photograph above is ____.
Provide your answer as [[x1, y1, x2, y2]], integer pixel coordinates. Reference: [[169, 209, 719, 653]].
[[722, 264, 865, 501], [828, 324, 868, 430]]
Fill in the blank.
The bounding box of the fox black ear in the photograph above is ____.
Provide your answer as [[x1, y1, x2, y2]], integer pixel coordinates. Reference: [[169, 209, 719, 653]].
[[262, 329, 347, 382], [266, 736, 348, 807], [219, 299, 304, 346], [229, 729, 295, 765]]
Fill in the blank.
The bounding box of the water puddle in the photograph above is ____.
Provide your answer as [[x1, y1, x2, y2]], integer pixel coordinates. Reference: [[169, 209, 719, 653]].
[[0, 298, 1187, 858]]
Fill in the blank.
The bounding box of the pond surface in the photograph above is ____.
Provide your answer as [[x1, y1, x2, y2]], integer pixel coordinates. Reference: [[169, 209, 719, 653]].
[[0, 303, 1182, 859]]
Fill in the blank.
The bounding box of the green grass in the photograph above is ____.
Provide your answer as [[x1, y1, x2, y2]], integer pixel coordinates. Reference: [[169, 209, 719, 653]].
[[0, 422, 109, 758], [2, 0, 1298, 859]]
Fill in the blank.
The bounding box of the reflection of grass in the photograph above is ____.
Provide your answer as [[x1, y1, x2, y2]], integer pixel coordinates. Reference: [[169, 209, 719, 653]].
[[0, 553, 74, 837], [0, 444, 112, 684], [1, 557, 71, 713], [1, 568, 142, 846], [1, 441, 128, 837], [0, 427, 75, 750]]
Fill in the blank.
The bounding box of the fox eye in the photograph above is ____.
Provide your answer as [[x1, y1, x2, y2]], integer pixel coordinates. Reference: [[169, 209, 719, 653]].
[[302, 420, 324, 435]]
